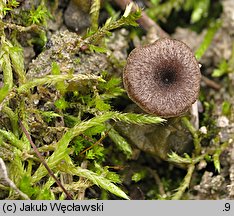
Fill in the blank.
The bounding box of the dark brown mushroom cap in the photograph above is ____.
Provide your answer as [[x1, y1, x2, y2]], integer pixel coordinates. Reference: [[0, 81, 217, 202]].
[[123, 38, 201, 118]]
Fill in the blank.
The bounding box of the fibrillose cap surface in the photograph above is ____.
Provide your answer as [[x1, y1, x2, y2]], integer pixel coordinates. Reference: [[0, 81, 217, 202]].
[[123, 38, 201, 118]]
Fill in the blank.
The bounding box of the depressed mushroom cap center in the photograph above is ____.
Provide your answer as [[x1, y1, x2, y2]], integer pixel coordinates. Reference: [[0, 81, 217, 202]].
[[123, 38, 201, 118], [157, 68, 178, 87]]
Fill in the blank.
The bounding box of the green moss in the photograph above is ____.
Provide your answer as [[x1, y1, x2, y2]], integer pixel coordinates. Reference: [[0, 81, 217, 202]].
[[0, 0, 230, 201]]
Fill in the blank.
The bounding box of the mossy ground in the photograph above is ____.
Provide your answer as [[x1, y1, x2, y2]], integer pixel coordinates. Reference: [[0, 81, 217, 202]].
[[0, 0, 233, 200]]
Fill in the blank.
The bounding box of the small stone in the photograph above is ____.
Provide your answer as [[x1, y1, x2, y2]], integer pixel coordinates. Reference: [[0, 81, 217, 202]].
[[216, 116, 229, 127], [199, 126, 207, 134], [64, 0, 90, 32], [33, 99, 39, 105], [197, 159, 207, 170]]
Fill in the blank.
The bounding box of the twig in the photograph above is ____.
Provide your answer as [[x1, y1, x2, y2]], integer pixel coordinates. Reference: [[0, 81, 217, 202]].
[[113, 0, 169, 38], [19, 120, 73, 200], [201, 75, 221, 90]]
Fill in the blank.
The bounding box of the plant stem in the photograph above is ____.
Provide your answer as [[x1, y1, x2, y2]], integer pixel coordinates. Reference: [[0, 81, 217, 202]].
[[19, 121, 73, 200], [182, 116, 201, 155], [171, 163, 195, 200]]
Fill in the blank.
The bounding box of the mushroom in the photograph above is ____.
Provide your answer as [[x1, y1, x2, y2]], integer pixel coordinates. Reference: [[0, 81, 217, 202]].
[[123, 38, 201, 118]]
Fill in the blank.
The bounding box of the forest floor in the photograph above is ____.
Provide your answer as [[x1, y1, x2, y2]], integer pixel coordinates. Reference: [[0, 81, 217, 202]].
[[0, 0, 233, 200]]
